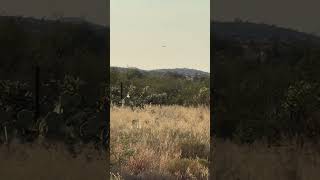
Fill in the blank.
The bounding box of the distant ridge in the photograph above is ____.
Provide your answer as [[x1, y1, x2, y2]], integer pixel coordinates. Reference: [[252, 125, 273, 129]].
[[0, 15, 108, 81], [212, 21, 320, 43], [0, 15, 108, 31], [151, 68, 209, 77], [111, 66, 209, 77]]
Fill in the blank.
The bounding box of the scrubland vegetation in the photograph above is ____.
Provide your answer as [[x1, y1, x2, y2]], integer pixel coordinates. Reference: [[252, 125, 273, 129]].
[[212, 21, 320, 180], [0, 16, 109, 179], [212, 21, 320, 143], [110, 105, 210, 179], [212, 139, 320, 180], [0, 142, 107, 180], [110, 67, 210, 107], [0, 16, 109, 147]]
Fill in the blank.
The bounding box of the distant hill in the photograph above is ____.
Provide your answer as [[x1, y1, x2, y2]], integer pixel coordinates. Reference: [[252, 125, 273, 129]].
[[211, 21, 320, 141], [150, 68, 209, 77], [211, 21, 320, 65], [110, 66, 210, 106], [0, 15, 107, 31], [0, 15, 109, 81], [111, 67, 209, 78], [212, 21, 320, 43]]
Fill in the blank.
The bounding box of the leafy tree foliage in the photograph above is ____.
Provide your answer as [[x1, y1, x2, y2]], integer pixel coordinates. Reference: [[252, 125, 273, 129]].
[[212, 26, 320, 144], [0, 16, 108, 149], [110, 68, 210, 107]]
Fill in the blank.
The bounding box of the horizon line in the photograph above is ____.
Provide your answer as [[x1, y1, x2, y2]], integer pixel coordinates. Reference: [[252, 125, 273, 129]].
[[212, 19, 320, 36], [0, 14, 108, 26], [110, 65, 210, 73]]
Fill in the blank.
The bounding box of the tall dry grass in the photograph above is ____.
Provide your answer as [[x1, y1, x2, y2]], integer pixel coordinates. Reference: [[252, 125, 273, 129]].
[[110, 105, 210, 179], [0, 142, 108, 180], [212, 138, 320, 180]]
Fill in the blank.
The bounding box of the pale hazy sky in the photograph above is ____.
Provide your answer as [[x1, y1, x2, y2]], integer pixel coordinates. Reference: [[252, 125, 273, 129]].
[[111, 0, 210, 72]]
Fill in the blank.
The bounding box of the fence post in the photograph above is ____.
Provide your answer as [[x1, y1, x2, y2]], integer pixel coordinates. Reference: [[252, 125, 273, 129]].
[[120, 82, 123, 100], [120, 82, 125, 107], [4, 124, 8, 144], [34, 64, 40, 121]]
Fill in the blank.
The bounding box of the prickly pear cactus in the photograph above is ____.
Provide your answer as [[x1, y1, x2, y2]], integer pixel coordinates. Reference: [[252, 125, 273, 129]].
[[0, 75, 109, 146], [37, 117, 48, 137], [0, 110, 12, 143], [40, 98, 55, 115], [41, 112, 66, 139], [15, 109, 38, 142], [79, 113, 100, 138], [61, 75, 85, 94], [0, 110, 11, 124], [60, 93, 82, 113], [66, 111, 87, 126], [100, 126, 109, 147], [79, 112, 108, 146], [16, 109, 34, 130]]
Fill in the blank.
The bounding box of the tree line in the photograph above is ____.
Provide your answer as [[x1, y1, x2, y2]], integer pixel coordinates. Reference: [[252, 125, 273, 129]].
[[110, 68, 210, 107], [212, 31, 320, 145]]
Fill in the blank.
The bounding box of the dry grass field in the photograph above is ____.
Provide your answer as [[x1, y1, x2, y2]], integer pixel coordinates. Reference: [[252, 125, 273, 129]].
[[110, 105, 210, 179], [212, 139, 320, 180], [0, 142, 108, 180]]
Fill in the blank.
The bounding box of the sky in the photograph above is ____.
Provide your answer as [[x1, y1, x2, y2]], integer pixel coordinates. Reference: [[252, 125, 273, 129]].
[[2, 1, 320, 71], [111, 0, 210, 72], [212, 0, 320, 35]]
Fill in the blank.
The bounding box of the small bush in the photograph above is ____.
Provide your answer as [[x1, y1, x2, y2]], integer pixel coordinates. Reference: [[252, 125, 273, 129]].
[[180, 141, 209, 159], [167, 158, 208, 180]]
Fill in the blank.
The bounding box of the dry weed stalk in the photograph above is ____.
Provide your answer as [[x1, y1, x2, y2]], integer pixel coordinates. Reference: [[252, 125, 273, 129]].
[[110, 105, 210, 179]]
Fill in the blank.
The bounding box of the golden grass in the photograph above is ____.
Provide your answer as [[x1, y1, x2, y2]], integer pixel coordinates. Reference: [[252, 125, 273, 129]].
[[212, 139, 320, 180], [110, 105, 210, 179], [0, 142, 108, 180]]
